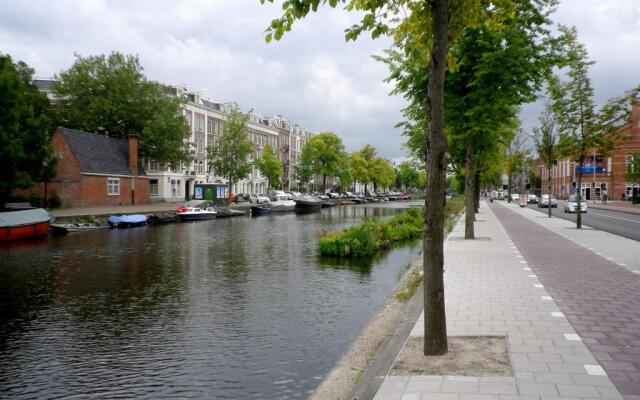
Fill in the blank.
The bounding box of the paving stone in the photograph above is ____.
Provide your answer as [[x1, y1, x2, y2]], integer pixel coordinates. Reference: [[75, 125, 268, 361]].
[[406, 376, 443, 392], [556, 383, 601, 397], [533, 372, 574, 384], [516, 382, 559, 396]]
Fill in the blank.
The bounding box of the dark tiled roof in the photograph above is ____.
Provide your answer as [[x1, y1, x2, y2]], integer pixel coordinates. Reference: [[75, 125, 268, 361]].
[[58, 127, 146, 176]]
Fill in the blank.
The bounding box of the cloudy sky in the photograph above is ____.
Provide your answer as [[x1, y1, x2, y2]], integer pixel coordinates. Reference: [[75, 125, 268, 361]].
[[1, 0, 638, 159]]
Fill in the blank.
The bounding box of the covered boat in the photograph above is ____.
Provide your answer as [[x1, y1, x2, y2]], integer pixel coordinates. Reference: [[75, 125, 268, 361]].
[[250, 204, 273, 215], [107, 214, 148, 228], [0, 208, 52, 241], [294, 195, 323, 212], [270, 194, 296, 212]]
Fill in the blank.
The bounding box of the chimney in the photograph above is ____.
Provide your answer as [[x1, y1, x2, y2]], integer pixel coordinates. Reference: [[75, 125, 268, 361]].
[[128, 134, 139, 176]]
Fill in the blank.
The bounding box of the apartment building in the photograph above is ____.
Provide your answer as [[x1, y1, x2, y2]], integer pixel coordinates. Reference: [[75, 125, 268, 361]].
[[146, 86, 314, 201], [536, 100, 640, 201]]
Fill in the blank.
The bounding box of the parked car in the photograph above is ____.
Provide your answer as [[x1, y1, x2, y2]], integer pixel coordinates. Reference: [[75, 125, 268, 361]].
[[328, 192, 340, 199], [564, 195, 587, 213], [249, 194, 270, 204], [528, 194, 538, 204], [538, 194, 558, 208], [236, 193, 250, 202], [511, 193, 519, 202]]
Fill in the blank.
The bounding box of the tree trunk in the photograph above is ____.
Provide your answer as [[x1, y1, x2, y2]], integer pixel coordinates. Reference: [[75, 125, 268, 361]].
[[464, 134, 475, 239], [474, 169, 480, 213], [323, 174, 327, 192], [576, 159, 583, 229], [507, 175, 512, 203], [547, 167, 552, 218], [423, 0, 449, 356]]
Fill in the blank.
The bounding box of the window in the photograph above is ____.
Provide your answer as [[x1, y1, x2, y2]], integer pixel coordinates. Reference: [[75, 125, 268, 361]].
[[197, 161, 204, 175], [207, 118, 216, 134], [626, 154, 636, 174], [197, 138, 204, 154], [107, 178, 120, 195], [150, 179, 159, 195], [148, 160, 159, 171], [195, 114, 205, 132], [185, 112, 192, 128]]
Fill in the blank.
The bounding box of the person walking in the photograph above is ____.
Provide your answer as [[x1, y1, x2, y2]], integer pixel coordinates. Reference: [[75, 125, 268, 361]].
[[602, 190, 608, 205]]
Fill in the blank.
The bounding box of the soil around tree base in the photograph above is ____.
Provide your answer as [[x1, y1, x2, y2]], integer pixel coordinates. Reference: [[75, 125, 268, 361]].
[[391, 336, 513, 377]]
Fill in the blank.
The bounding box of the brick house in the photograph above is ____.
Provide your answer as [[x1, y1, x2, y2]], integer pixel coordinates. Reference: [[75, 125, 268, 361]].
[[536, 100, 640, 201], [47, 127, 149, 207]]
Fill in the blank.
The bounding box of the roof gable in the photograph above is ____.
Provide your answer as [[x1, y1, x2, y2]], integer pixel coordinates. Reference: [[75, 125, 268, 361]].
[[57, 127, 145, 176]]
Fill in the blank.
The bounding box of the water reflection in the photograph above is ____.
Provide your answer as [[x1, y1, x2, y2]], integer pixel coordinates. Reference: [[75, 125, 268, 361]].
[[0, 202, 422, 399]]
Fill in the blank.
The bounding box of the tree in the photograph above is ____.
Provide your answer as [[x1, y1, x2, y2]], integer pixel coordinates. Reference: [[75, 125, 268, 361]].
[[255, 144, 282, 192], [261, 0, 518, 356], [207, 105, 254, 196], [350, 152, 369, 192], [53, 52, 190, 166], [534, 108, 557, 218], [548, 26, 640, 228], [0, 54, 56, 206], [307, 132, 345, 191], [396, 161, 421, 190], [356, 144, 377, 194], [370, 157, 396, 192], [295, 141, 314, 192]]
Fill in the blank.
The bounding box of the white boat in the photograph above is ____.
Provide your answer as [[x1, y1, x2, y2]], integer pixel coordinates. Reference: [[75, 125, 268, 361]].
[[176, 200, 218, 221], [270, 194, 296, 212], [177, 206, 217, 221]]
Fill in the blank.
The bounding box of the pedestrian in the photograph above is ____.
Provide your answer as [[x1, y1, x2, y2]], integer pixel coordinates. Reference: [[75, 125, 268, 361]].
[[602, 190, 608, 205]]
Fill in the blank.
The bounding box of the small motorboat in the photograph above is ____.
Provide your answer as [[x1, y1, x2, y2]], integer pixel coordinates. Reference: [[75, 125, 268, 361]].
[[294, 195, 323, 212], [50, 221, 108, 234], [176, 206, 217, 221], [107, 214, 148, 229], [270, 200, 296, 212], [147, 213, 179, 224], [250, 204, 273, 215], [0, 208, 52, 241], [321, 201, 338, 208]]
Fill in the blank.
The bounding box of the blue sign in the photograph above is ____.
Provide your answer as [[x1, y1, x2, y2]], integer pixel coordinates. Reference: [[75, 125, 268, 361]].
[[575, 166, 604, 174]]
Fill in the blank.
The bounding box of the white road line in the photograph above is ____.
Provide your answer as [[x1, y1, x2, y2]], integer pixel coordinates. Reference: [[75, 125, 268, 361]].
[[590, 211, 640, 224]]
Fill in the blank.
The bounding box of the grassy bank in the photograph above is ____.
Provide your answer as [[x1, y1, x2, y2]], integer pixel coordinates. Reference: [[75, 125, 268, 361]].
[[319, 195, 465, 258]]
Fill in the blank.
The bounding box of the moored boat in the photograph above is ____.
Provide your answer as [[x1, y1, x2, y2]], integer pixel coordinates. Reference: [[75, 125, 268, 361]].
[[216, 209, 247, 218], [107, 214, 148, 229], [0, 208, 52, 241], [294, 195, 323, 212], [270, 199, 296, 212], [50, 221, 108, 234], [176, 206, 217, 221], [250, 204, 273, 215]]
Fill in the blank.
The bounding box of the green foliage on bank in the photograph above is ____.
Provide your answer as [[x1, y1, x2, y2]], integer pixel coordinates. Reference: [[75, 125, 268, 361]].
[[319, 196, 466, 258]]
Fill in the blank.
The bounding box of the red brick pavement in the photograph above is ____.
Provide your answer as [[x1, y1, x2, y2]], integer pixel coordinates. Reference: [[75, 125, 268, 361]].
[[490, 203, 640, 400]]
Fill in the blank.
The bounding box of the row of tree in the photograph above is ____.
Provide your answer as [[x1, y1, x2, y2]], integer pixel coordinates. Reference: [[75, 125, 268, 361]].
[[260, 0, 638, 356]]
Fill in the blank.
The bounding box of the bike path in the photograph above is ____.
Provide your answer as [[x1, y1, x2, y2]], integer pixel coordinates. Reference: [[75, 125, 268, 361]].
[[491, 201, 640, 400]]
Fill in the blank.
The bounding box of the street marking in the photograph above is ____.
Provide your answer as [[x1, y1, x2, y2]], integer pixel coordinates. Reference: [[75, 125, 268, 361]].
[[541, 296, 553, 301], [516, 255, 523, 258], [607, 257, 614, 261], [524, 267, 531, 271], [618, 263, 627, 266], [596, 252, 603, 256], [551, 312, 565, 317], [633, 270, 640, 274], [564, 333, 581, 341], [534, 284, 543, 288], [528, 275, 537, 278], [584, 365, 607, 376], [590, 212, 640, 224], [520, 261, 527, 264]]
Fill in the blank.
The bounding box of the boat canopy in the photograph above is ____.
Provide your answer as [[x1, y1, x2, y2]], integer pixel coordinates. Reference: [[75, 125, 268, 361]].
[[0, 208, 52, 227]]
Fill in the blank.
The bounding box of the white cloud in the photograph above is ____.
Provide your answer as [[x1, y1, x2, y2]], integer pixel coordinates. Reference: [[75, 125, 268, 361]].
[[1, 0, 638, 157]]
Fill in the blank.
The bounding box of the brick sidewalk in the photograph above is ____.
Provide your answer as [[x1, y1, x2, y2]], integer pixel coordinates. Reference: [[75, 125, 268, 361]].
[[374, 202, 622, 400], [491, 202, 640, 400]]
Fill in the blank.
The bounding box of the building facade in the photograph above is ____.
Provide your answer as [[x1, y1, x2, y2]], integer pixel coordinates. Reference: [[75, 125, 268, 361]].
[[537, 100, 640, 201], [145, 86, 315, 201]]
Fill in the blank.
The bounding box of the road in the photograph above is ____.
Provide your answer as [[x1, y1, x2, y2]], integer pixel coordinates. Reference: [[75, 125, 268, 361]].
[[525, 201, 640, 242]]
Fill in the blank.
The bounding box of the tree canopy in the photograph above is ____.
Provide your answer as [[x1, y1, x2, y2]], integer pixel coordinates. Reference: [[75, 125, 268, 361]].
[[53, 52, 190, 166], [295, 141, 315, 191], [255, 144, 282, 191], [0, 54, 56, 205], [307, 131, 346, 191]]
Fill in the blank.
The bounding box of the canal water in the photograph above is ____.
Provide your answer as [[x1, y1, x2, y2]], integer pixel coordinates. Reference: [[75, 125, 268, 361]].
[[0, 202, 422, 399]]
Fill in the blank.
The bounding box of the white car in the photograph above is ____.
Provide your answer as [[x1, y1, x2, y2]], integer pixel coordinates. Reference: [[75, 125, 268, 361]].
[[564, 195, 587, 213], [538, 194, 558, 208], [249, 194, 270, 204], [511, 193, 519, 202]]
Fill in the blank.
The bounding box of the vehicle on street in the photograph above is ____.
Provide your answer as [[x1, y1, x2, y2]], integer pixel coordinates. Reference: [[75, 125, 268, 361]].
[[538, 194, 558, 208], [328, 192, 340, 199], [235, 193, 250, 202], [528, 194, 538, 204], [511, 193, 519, 202], [249, 194, 270, 204], [564, 195, 587, 213]]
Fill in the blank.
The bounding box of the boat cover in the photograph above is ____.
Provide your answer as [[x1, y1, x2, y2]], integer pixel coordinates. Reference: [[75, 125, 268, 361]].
[[0, 208, 52, 227], [108, 214, 148, 224]]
